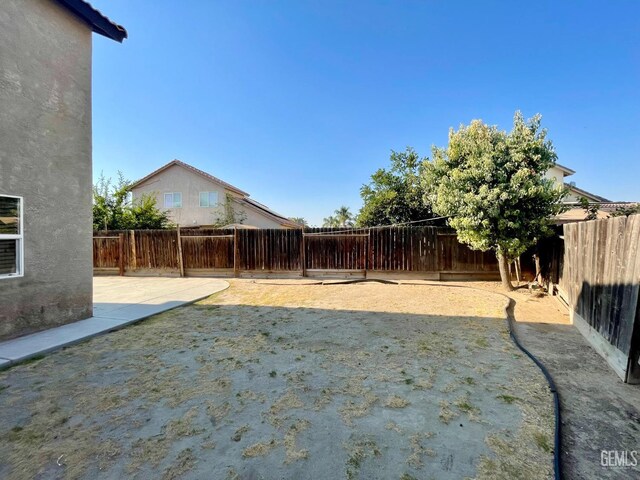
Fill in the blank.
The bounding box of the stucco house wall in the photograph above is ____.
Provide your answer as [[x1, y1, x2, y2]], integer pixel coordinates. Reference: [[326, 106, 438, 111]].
[[0, 0, 92, 339], [130, 161, 297, 228], [131, 163, 232, 227], [544, 166, 565, 188]]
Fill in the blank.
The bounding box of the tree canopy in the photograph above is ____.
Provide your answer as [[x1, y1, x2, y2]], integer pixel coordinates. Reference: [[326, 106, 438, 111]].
[[609, 204, 640, 217], [357, 147, 441, 227], [210, 194, 247, 228], [422, 111, 566, 290], [93, 173, 172, 231], [288, 217, 308, 227], [323, 206, 354, 227]]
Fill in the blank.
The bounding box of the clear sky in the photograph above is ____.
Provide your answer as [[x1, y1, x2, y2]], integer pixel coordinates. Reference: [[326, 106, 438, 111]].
[[91, 0, 639, 226]]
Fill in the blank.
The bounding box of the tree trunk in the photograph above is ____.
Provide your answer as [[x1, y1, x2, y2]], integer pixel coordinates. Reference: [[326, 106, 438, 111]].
[[533, 254, 542, 284], [497, 251, 514, 291]]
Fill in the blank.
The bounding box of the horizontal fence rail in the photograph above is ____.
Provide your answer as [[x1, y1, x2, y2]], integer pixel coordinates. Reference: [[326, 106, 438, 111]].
[[93, 226, 499, 278]]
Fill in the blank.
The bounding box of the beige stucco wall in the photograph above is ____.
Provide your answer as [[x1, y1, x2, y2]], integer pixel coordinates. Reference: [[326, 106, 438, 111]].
[[545, 166, 566, 189], [0, 0, 93, 339], [131, 164, 230, 227], [131, 164, 287, 228], [563, 190, 583, 203], [545, 166, 585, 203]]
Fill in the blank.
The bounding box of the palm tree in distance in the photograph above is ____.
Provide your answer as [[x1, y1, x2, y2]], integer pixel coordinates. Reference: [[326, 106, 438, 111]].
[[335, 206, 354, 227], [322, 215, 340, 227], [288, 217, 308, 227]]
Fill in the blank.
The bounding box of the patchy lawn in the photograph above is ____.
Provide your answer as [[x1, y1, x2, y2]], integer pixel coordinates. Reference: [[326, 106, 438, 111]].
[[0, 281, 554, 479]]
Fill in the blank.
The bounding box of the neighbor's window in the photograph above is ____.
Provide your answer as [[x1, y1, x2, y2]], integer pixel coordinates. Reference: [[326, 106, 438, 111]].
[[164, 192, 182, 208], [199, 191, 219, 207], [0, 195, 23, 278]]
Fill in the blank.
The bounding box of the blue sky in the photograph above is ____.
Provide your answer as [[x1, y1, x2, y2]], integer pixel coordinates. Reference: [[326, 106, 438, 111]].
[[92, 0, 639, 226]]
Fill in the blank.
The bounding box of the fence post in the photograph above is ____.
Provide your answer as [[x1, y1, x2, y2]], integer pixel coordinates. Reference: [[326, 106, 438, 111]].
[[129, 230, 137, 271], [368, 228, 374, 274], [118, 233, 125, 276], [176, 226, 185, 277], [301, 229, 306, 277], [233, 227, 240, 277], [364, 229, 369, 278]]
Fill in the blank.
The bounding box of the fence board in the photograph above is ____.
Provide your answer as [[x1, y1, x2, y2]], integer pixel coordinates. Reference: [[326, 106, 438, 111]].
[[559, 215, 640, 382]]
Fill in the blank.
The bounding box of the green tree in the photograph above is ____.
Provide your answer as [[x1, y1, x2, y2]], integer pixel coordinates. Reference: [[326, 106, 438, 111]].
[[609, 204, 640, 217], [289, 217, 308, 227], [357, 147, 441, 226], [422, 112, 567, 290], [579, 196, 600, 221], [322, 215, 340, 228], [211, 194, 247, 227], [334, 206, 354, 227], [126, 194, 174, 229], [93, 172, 172, 230]]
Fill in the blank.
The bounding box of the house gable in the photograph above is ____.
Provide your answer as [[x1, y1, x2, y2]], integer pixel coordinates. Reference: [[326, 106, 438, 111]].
[[130, 160, 299, 228], [130, 159, 248, 196]]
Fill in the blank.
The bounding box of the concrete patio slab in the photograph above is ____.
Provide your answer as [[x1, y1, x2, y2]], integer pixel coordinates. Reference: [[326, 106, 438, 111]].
[[0, 277, 228, 368]]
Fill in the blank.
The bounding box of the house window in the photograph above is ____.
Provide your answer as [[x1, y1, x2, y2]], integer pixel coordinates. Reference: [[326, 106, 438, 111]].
[[199, 191, 219, 207], [164, 192, 182, 208], [0, 195, 23, 279]]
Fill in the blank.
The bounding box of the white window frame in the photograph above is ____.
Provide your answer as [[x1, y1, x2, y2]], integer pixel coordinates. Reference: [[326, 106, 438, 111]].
[[0, 194, 24, 280], [199, 191, 219, 207], [164, 192, 182, 208]]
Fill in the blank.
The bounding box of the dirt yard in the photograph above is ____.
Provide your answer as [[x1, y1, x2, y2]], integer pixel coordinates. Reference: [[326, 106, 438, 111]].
[[0, 281, 554, 479]]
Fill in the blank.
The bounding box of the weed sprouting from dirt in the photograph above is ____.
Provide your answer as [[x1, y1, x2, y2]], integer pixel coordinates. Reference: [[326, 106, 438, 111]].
[[344, 437, 382, 480], [407, 432, 436, 467], [231, 424, 250, 442], [264, 390, 304, 428], [496, 394, 519, 404], [162, 448, 196, 480], [439, 400, 458, 424], [384, 395, 410, 408], [242, 438, 278, 458], [284, 419, 311, 463], [533, 430, 552, 453], [454, 394, 481, 420], [385, 421, 402, 433]]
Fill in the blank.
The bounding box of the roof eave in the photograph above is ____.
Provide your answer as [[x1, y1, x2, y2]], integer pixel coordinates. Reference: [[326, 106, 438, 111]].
[[238, 198, 298, 227], [54, 0, 127, 42], [565, 183, 610, 203], [129, 160, 249, 197], [554, 163, 576, 176]]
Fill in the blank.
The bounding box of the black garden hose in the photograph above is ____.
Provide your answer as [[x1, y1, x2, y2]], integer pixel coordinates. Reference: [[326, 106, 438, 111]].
[[504, 298, 562, 480]]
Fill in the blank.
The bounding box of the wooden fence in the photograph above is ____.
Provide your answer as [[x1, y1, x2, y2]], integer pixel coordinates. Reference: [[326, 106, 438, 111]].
[[93, 226, 499, 279], [558, 214, 640, 383]]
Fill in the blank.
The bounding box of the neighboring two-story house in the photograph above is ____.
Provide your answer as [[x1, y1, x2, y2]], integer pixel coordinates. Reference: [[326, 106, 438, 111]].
[[546, 163, 637, 223], [129, 160, 300, 229], [545, 163, 609, 203], [0, 0, 126, 339]]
